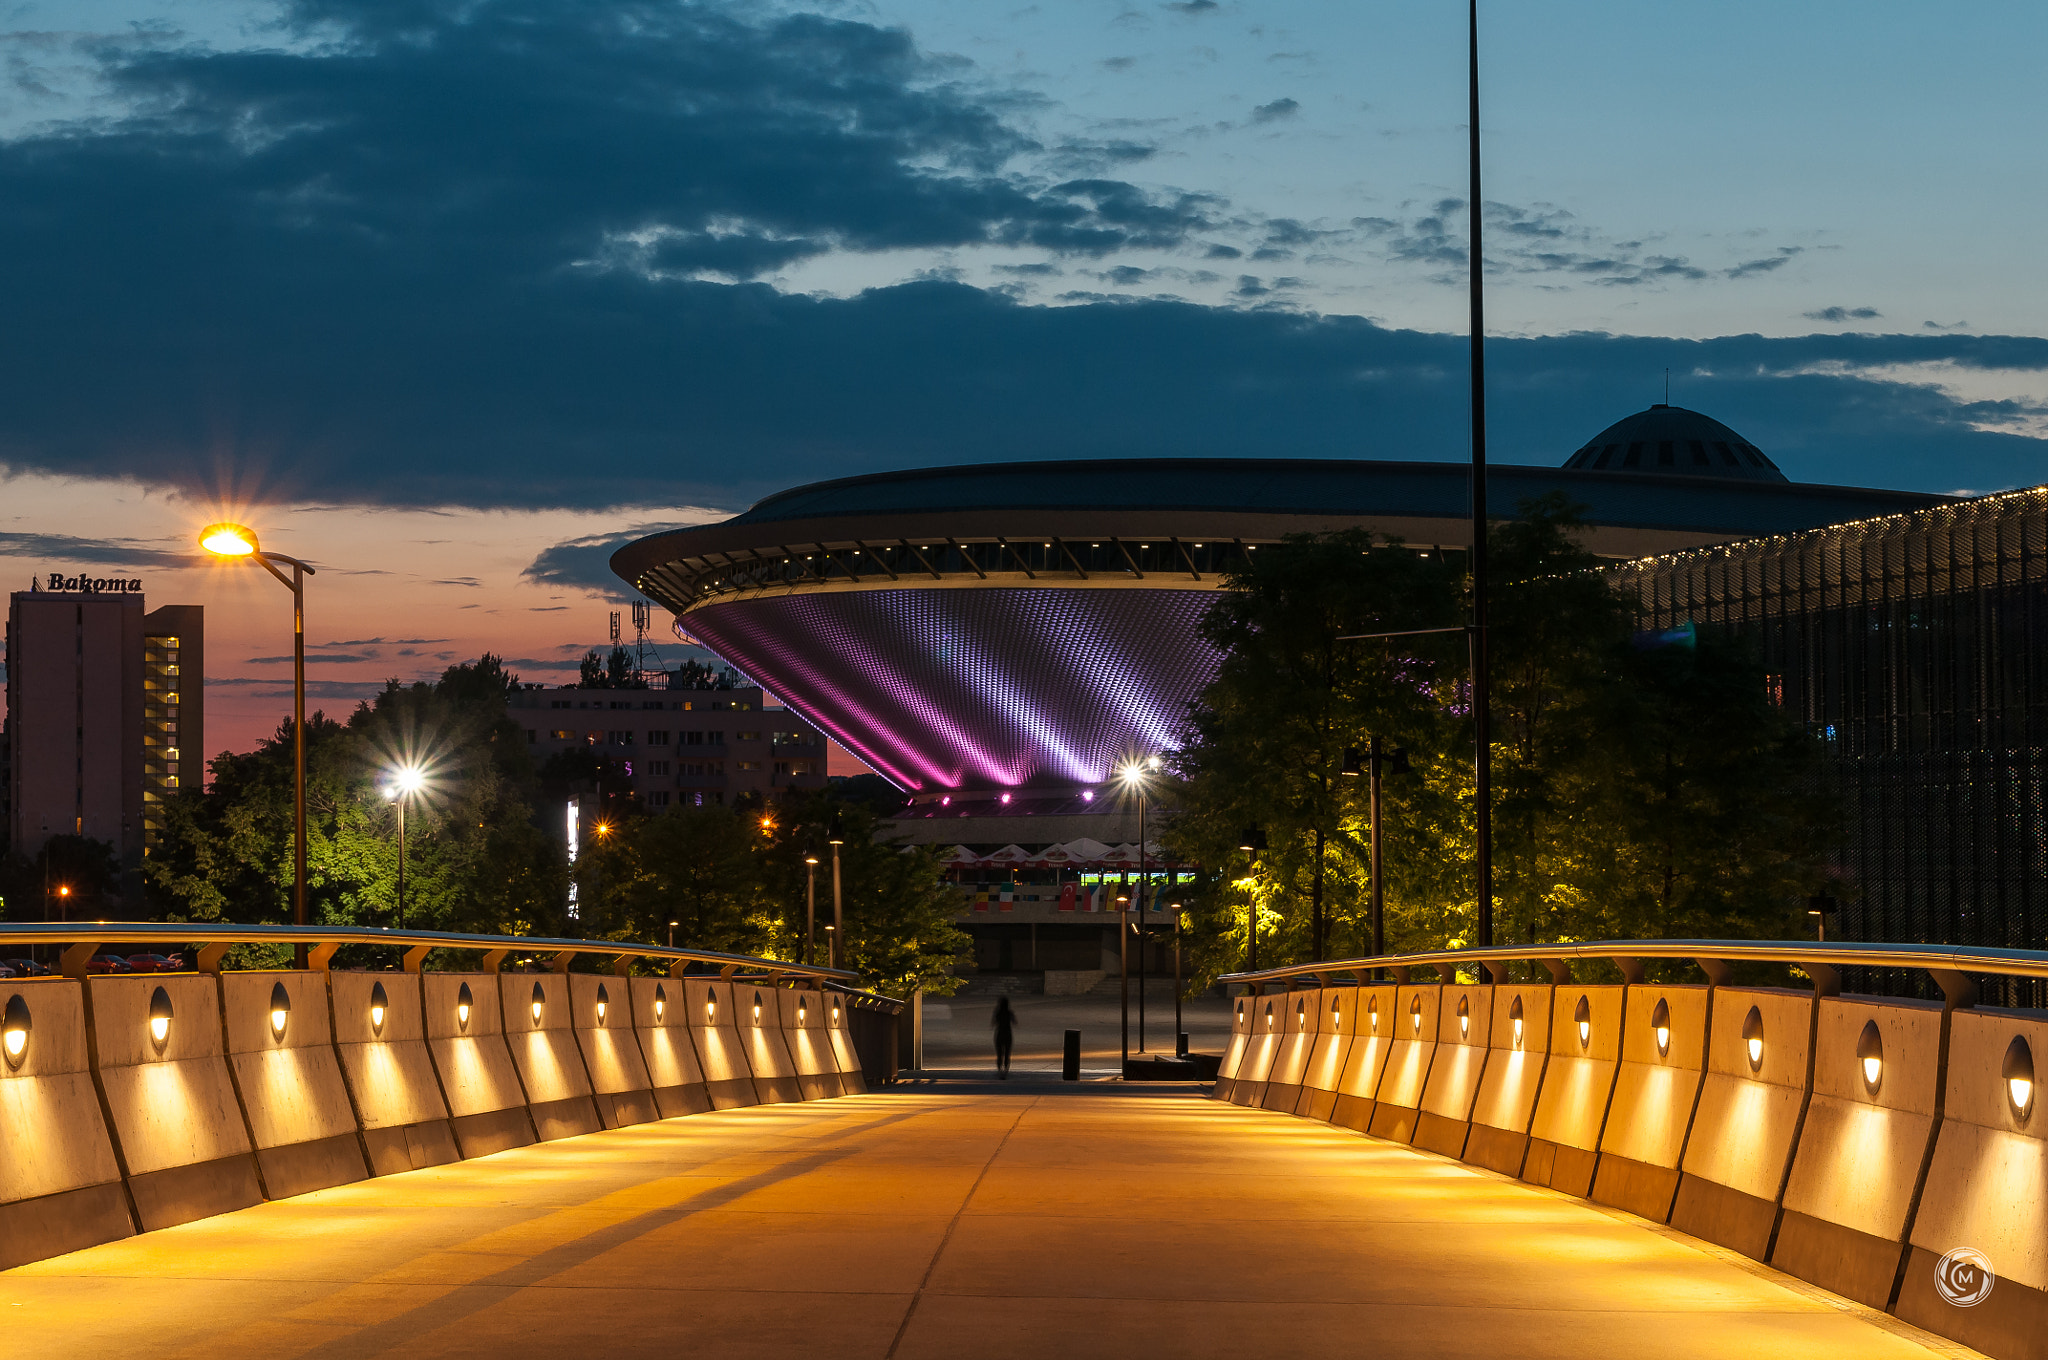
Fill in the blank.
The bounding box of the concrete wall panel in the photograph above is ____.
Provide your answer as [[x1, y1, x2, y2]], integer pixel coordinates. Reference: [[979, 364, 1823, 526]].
[[1896, 1009, 2048, 1357], [1464, 983, 1554, 1176], [499, 974, 601, 1141], [0, 978, 132, 1267], [1589, 984, 1709, 1223], [1524, 985, 1625, 1197], [567, 974, 656, 1129], [1298, 987, 1357, 1123], [1416, 983, 1493, 1157], [1330, 984, 1397, 1132], [735, 983, 801, 1104], [824, 995, 868, 1095], [685, 980, 759, 1108], [422, 972, 536, 1158], [1367, 984, 1441, 1143], [780, 988, 840, 1100], [220, 971, 368, 1199], [330, 971, 458, 1176], [88, 973, 262, 1231], [1773, 997, 1943, 1310], [1672, 987, 1812, 1259], [628, 977, 712, 1116], [1214, 995, 1254, 1102], [1260, 990, 1320, 1112], [1231, 993, 1285, 1108]]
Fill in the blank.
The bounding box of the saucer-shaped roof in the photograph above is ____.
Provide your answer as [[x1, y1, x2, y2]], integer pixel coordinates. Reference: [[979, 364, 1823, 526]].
[[1561, 405, 1786, 483]]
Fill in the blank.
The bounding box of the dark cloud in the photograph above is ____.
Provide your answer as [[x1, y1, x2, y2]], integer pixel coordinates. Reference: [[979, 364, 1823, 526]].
[[0, 0, 2038, 514], [522, 523, 706, 595], [1251, 97, 1299, 122], [0, 533, 192, 568], [1805, 306, 1882, 323], [1163, 0, 1219, 12]]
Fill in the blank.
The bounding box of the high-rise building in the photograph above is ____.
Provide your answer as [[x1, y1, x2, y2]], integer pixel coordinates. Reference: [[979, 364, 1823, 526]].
[[3, 585, 204, 876]]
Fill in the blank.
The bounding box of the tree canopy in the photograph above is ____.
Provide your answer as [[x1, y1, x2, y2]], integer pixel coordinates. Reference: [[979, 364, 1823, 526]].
[[1165, 500, 1834, 986]]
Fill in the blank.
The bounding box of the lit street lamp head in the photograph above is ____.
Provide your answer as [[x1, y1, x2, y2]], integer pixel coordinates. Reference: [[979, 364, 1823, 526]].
[[200, 522, 260, 557]]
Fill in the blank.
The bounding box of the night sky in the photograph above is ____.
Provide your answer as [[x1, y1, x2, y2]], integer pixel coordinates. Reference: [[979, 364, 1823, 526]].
[[2, 0, 2044, 756]]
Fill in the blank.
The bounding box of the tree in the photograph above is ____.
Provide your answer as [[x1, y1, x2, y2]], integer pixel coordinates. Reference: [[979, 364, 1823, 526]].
[[757, 790, 967, 997], [577, 646, 646, 689], [145, 655, 567, 937], [1165, 501, 1835, 987], [1167, 529, 1464, 973]]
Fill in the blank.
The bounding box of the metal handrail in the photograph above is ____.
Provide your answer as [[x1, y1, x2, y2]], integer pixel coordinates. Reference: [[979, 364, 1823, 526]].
[[0, 922, 860, 987], [1219, 937, 2048, 1002]]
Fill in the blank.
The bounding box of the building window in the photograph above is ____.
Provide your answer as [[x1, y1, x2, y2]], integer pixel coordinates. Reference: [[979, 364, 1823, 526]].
[[551, 700, 571, 709], [736, 760, 760, 772], [738, 731, 760, 741], [649, 791, 671, 807], [526, 729, 536, 743], [648, 731, 670, 745], [609, 730, 634, 745], [650, 761, 671, 776], [551, 729, 576, 740]]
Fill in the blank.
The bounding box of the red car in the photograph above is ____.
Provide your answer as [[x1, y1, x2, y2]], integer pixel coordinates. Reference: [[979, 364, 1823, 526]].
[[85, 954, 134, 975], [124, 954, 183, 973]]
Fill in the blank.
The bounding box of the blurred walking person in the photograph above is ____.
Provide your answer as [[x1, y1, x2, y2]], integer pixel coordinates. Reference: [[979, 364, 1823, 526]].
[[992, 996, 1016, 1078]]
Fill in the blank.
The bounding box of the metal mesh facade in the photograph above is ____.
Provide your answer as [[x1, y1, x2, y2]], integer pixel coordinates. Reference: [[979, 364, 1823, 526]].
[[1614, 487, 2048, 1001], [684, 586, 1224, 792]]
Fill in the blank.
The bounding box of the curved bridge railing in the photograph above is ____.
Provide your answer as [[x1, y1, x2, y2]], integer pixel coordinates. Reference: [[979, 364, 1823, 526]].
[[1214, 939, 2046, 1360], [0, 923, 901, 1276]]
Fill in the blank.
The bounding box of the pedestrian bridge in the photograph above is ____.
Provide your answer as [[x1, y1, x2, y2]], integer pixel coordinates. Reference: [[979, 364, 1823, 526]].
[[0, 927, 2039, 1360]]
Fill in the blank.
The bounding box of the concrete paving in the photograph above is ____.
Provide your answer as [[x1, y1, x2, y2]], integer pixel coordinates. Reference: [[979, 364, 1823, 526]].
[[0, 1086, 1983, 1359]]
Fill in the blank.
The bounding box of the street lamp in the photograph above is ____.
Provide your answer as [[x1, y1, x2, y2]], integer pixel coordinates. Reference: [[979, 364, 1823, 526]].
[[1236, 826, 1266, 973], [201, 522, 315, 952], [1117, 756, 1162, 1068], [383, 764, 425, 930], [1342, 740, 1411, 958], [827, 813, 845, 972], [803, 846, 821, 967]]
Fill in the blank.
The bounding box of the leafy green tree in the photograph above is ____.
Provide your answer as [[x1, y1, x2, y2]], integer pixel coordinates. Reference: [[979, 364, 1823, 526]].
[[757, 790, 966, 997], [145, 655, 566, 937], [590, 803, 773, 956], [1167, 529, 1464, 973], [1167, 501, 1834, 987]]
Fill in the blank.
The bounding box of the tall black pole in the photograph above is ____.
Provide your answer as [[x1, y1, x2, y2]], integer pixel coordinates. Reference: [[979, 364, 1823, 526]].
[[1138, 789, 1147, 1053], [1369, 736, 1385, 957], [1467, 0, 1494, 949]]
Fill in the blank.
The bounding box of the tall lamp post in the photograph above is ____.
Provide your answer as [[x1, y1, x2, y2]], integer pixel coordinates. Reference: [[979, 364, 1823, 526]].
[[1118, 756, 1161, 1064], [1236, 826, 1266, 972], [803, 846, 820, 966], [201, 523, 314, 956], [1342, 740, 1411, 957], [383, 765, 424, 930], [827, 813, 845, 972]]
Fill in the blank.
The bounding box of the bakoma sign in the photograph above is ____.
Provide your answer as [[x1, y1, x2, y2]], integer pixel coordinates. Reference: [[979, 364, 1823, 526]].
[[46, 573, 143, 593]]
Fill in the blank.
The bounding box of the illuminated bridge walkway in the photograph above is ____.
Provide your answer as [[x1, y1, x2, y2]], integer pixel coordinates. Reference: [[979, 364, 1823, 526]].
[[1, 928, 2039, 1359], [0, 1084, 1964, 1360]]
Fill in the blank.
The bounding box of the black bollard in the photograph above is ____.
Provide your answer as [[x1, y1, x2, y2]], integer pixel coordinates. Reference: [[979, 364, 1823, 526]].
[[1177, 1031, 1189, 1058], [1062, 1029, 1081, 1081]]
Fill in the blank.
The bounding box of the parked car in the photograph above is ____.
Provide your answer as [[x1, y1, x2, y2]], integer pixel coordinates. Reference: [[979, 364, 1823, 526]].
[[85, 954, 133, 975], [3, 959, 52, 978], [125, 954, 182, 973], [0, 964, 15, 979]]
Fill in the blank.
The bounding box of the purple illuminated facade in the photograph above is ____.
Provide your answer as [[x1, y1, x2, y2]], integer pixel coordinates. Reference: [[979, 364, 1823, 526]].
[[612, 436, 1945, 797], [684, 588, 1221, 791]]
